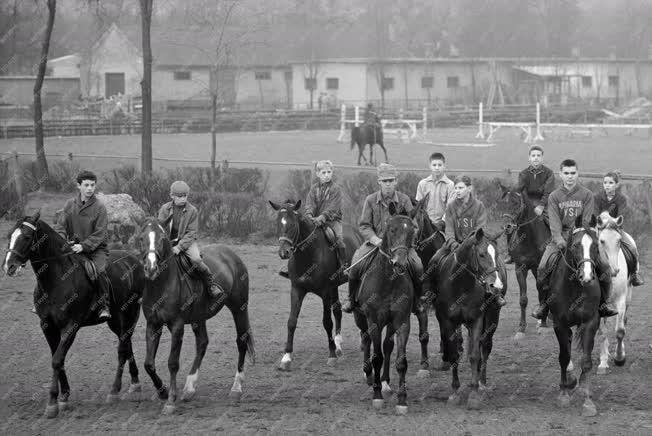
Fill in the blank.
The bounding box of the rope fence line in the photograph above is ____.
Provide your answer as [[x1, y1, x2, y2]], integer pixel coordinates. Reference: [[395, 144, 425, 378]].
[[4, 150, 652, 181]]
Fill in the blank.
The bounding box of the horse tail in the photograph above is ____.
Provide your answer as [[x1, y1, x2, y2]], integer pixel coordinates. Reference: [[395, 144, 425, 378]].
[[230, 301, 256, 365], [350, 127, 357, 150]]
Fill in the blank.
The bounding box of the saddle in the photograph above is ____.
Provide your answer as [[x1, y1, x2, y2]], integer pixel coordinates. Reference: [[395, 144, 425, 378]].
[[81, 258, 98, 282], [322, 225, 336, 245], [177, 252, 202, 280]]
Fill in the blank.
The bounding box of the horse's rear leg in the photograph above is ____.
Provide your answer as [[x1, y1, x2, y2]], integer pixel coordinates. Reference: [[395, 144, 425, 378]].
[[162, 319, 184, 415], [229, 303, 255, 401], [144, 322, 168, 400], [44, 322, 78, 418], [381, 325, 395, 398], [331, 288, 343, 357], [514, 264, 528, 339], [279, 287, 306, 371], [395, 319, 410, 414], [181, 321, 209, 402], [378, 143, 389, 163], [322, 292, 338, 366], [415, 310, 430, 377]]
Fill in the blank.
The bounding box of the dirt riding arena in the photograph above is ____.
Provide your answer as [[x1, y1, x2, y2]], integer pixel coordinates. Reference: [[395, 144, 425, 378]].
[[1, 222, 651, 434], [1, 128, 652, 434]]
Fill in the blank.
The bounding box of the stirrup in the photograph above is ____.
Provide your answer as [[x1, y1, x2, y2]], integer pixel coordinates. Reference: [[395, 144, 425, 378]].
[[631, 273, 644, 287], [279, 270, 290, 279], [598, 303, 618, 318]]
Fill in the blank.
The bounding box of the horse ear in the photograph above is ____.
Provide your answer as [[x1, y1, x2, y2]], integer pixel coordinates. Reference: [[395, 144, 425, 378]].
[[410, 197, 417, 207], [475, 228, 484, 243], [388, 201, 397, 216], [269, 200, 281, 211], [615, 215, 624, 227], [293, 200, 302, 211], [574, 215, 582, 229], [588, 214, 597, 229], [31, 210, 41, 222]]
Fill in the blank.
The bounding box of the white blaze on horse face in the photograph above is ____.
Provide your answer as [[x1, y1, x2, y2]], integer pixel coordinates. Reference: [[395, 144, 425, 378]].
[[147, 231, 157, 269], [581, 233, 593, 280], [487, 243, 503, 289], [5, 228, 22, 267]]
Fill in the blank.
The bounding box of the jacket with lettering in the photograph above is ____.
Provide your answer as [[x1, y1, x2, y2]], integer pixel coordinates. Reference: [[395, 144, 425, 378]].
[[359, 190, 413, 241], [304, 180, 343, 222], [158, 201, 198, 251], [548, 184, 594, 244], [444, 194, 488, 243], [594, 189, 627, 218], [516, 165, 555, 208], [54, 194, 108, 253]]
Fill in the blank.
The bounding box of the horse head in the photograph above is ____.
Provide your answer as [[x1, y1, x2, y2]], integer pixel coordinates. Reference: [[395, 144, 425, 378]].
[[597, 214, 624, 278], [3, 211, 42, 277], [409, 193, 432, 246], [269, 199, 303, 260], [136, 217, 171, 280], [457, 228, 505, 291], [497, 181, 523, 231], [384, 202, 417, 272], [567, 215, 600, 286]]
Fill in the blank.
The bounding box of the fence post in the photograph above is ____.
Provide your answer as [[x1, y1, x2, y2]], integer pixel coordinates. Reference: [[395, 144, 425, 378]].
[[11, 151, 24, 204], [643, 180, 652, 225]]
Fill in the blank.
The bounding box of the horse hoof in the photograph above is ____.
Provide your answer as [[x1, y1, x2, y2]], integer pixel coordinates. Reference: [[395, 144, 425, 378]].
[[436, 361, 451, 371], [395, 405, 408, 415], [558, 393, 571, 408], [229, 389, 242, 402], [334, 335, 343, 357], [467, 391, 482, 410], [326, 357, 337, 367], [157, 386, 169, 400], [278, 360, 291, 371], [416, 369, 430, 378], [44, 404, 58, 419], [597, 366, 608, 375], [479, 383, 493, 393], [161, 404, 176, 415], [567, 376, 578, 391], [381, 382, 392, 398], [106, 393, 120, 404], [514, 332, 525, 341], [372, 399, 384, 409], [448, 393, 462, 406], [567, 361, 574, 372], [58, 401, 71, 412], [181, 389, 195, 402], [614, 357, 626, 367], [128, 383, 142, 393], [335, 348, 343, 358], [582, 400, 597, 417]]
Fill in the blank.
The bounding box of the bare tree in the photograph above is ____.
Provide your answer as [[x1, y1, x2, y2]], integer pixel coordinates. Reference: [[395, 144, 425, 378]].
[[139, 0, 153, 175], [33, 0, 56, 188]]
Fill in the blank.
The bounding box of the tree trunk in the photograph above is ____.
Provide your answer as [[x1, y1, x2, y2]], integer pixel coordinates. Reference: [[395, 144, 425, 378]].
[[211, 93, 217, 182], [33, 0, 56, 189], [139, 0, 153, 175]]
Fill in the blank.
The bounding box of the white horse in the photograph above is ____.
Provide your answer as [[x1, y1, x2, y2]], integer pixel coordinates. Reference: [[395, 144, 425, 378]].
[[596, 212, 635, 374]]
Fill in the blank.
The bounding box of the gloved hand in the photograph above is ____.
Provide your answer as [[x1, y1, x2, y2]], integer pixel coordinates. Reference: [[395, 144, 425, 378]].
[[556, 239, 567, 250], [433, 220, 445, 232], [313, 215, 327, 226], [534, 205, 544, 216], [172, 245, 182, 255], [370, 235, 383, 247]]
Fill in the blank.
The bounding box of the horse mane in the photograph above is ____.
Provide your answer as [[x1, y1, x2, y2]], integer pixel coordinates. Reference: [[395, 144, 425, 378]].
[[34, 219, 73, 261]]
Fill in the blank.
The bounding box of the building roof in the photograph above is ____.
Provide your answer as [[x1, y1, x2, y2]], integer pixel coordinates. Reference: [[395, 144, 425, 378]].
[[287, 56, 652, 65]]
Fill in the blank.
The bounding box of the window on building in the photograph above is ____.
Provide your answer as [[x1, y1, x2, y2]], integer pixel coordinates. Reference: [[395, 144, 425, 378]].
[[421, 76, 434, 89], [447, 76, 459, 88], [284, 71, 293, 81], [174, 71, 191, 80], [608, 75, 619, 87], [582, 76, 592, 88], [254, 71, 271, 80], [326, 77, 339, 90], [382, 77, 394, 90], [304, 77, 316, 90]]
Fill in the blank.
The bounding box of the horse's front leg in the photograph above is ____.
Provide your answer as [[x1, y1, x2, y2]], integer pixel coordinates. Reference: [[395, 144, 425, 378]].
[[553, 325, 575, 408], [331, 287, 343, 357], [321, 290, 338, 366], [466, 318, 484, 410], [44, 321, 78, 418], [354, 313, 373, 386], [415, 310, 430, 377], [279, 286, 306, 371], [579, 317, 599, 417], [144, 322, 168, 400], [41, 321, 69, 416], [514, 263, 528, 339], [162, 319, 185, 415], [381, 324, 395, 398], [181, 321, 209, 402], [369, 319, 384, 409], [394, 318, 410, 415]]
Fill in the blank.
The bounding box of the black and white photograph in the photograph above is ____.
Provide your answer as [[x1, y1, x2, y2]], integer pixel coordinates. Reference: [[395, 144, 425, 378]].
[[1, 0, 652, 434]]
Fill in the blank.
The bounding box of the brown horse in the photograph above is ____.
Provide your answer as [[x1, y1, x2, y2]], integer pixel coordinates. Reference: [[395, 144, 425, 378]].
[[351, 122, 389, 166], [3, 212, 144, 418], [269, 200, 362, 370], [135, 218, 254, 415], [352, 201, 422, 415]]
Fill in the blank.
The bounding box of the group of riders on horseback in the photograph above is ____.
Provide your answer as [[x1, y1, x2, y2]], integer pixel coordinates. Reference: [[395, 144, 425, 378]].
[[34, 140, 643, 324]]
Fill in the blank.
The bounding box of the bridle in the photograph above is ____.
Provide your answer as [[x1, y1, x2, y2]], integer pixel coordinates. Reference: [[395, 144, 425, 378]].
[[560, 228, 597, 280], [7, 221, 75, 265], [277, 209, 319, 253], [414, 209, 444, 252], [502, 192, 540, 232], [453, 241, 499, 287], [376, 215, 416, 275]]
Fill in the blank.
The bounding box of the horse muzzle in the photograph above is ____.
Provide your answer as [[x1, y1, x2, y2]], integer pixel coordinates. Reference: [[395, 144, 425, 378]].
[[4, 262, 21, 277]]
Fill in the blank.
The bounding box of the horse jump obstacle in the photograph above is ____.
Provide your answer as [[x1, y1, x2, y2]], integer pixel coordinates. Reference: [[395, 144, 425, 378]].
[[476, 102, 652, 143], [337, 105, 427, 142]]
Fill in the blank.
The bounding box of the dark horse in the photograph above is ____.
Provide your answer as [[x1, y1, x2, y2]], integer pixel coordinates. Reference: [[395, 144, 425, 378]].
[[498, 182, 552, 337], [352, 202, 421, 414], [350, 122, 389, 166], [269, 200, 362, 370], [135, 218, 255, 415], [410, 193, 446, 376], [3, 212, 144, 418], [548, 215, 601, 417], [425, 228, 507, 410]]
